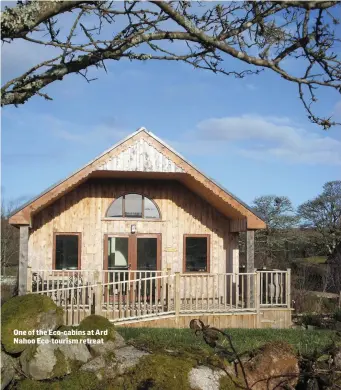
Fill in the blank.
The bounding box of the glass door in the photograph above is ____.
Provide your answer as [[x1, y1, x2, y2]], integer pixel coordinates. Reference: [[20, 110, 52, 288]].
[[105, 236, 129, 296], [135, 235, 161, 301], [137, 237, 158, 271]]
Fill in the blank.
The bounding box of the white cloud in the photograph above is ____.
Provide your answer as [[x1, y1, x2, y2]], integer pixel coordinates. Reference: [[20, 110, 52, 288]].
[[334, 101, 341, 118], [4, 110, 129, 145], [190, 114, 341, 165], [245, 83, 257, 91], [40, 114, 129, 144]]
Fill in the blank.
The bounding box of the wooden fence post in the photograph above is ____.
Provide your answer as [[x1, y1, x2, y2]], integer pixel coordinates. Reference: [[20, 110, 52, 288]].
[[286, 268, 291, 308], [18, 226, 29, 295], [255, 271, 261, 328], [95, 282, 103, 316], [174, 272, 180, 323], [26, 266, 32, 293], [166, 268, 171, 311]]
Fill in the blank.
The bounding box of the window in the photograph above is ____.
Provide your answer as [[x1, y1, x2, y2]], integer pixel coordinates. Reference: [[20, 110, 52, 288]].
[[184, 235, 210, 272], [54, 234, 81, 270], [106, 194, 160, 219]]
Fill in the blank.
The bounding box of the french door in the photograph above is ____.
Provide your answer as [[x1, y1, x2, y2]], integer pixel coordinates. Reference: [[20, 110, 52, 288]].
[[103, 233, 161, 272], [103, 234, 161, 301]]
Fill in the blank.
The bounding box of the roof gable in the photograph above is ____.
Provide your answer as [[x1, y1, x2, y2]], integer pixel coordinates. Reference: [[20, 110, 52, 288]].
[[97, 137, 184, 173], [9, 127, 266, 230]]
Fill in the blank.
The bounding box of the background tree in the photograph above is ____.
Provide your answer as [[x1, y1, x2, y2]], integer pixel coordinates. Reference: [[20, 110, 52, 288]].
[[1, 1, 340, 128], [1, 200, 20, 277], [298, 180, 341, 255], [250, 195, 299, 267]]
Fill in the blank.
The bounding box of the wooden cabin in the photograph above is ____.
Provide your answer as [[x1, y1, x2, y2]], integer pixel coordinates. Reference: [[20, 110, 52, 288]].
[[9, 128, 292, 328]]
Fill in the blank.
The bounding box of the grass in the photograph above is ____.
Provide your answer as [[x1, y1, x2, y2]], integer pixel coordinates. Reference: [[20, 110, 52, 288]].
[[116, 327, 337, 356], [297, 256, 327, 264]]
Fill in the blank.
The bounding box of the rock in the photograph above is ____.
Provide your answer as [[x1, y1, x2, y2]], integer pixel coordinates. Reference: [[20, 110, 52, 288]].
[[20, 339, 61, 381], [1, 294, 64, 354], [114, 345, 149, 374], [239, 341, 299, 390], [112, 331, 126, 348], [1, 350, 18, 390], [89, 332, 126, 357], [188, 366, 225, 390], [78, 315, 116, 342], [333, 348, 341, 369], [58, 342, 91, 363], [20, 337, 91, 380], [80, 356, 106, 373]]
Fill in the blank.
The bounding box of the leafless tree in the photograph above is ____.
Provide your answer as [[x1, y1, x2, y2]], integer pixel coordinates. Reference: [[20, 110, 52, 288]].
[[1, 200, 20, 277], [1, 1, 340, 128]]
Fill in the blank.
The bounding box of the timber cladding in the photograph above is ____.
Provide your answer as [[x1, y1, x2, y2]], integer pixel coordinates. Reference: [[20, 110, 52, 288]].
[[9, 130, 265, 229], [29, 178, 231, 272]]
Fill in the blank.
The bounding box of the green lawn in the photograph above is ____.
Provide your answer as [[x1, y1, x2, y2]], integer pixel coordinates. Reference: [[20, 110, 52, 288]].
[[117, 327, 337, 356], [297, 256, 327, 264]]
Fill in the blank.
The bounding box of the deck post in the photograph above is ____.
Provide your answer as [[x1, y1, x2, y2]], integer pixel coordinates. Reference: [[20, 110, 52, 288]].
[[286, 268, 291, 308], [174, 272, 180, 323], [19, 225, 29, 295], [95, 282, 103, 315], [227, 233, 239, 306], [246, 230, 255, 306], [27, 266, 32, 293]]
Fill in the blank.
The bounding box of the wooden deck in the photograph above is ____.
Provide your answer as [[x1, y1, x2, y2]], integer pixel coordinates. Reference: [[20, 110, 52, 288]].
[[28, 269, 292, 328]]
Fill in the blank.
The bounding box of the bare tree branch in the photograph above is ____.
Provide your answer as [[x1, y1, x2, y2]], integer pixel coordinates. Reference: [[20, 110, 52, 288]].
[[1, 1, 90, 39], [1, 1, 340, 128]]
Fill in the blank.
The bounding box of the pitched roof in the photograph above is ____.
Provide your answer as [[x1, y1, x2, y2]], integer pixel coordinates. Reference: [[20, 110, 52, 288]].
[[9, 127, 266, 230]]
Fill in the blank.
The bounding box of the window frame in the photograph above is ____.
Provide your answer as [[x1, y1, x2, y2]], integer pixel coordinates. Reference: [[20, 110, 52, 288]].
[[53, 232, 82, 270], [105, 193, 161, 220], [183, 234, 210, 273]]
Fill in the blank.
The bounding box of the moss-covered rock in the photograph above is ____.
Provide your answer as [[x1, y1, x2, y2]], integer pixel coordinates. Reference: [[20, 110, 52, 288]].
[[16, 372, 100, 390], [78, 315, 115, 342], [219, 375, 242, 390], [19, 338, 91, 380], [1, 294, 64, 354], [1, 350, 19, 390], [112, 353, 195, 390]]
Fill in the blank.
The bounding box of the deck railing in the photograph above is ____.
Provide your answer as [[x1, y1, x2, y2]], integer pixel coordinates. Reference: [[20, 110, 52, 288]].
[[258, 269, 291, 308], [179, 273, 257, 312], [28, 269, 291, 324]]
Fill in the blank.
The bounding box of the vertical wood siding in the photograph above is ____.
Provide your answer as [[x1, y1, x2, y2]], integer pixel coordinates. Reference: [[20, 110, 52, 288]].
[[29, 179, 231, 272], [97, 139, 184, 173]]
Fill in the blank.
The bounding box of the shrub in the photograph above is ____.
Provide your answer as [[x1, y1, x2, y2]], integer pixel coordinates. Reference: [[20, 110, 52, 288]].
[[302, 314, 322, 327], [333, 309, 341, 322]]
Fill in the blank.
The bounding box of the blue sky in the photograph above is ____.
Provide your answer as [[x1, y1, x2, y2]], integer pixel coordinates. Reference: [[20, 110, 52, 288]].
[[1, 3, 341, 210]]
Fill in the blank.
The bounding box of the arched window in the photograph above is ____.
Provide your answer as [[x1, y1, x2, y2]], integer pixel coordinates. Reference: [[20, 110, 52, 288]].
[[106, 194, 161, 219]]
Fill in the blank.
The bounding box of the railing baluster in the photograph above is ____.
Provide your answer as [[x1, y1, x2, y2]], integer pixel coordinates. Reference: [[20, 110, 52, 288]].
[[206, 275, 209, 311], [155, 275, 159, 315], [194, 276, 197, 311]]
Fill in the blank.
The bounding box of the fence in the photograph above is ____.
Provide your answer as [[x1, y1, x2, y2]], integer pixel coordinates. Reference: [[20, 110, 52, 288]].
[[28, 269, 291, 325]]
